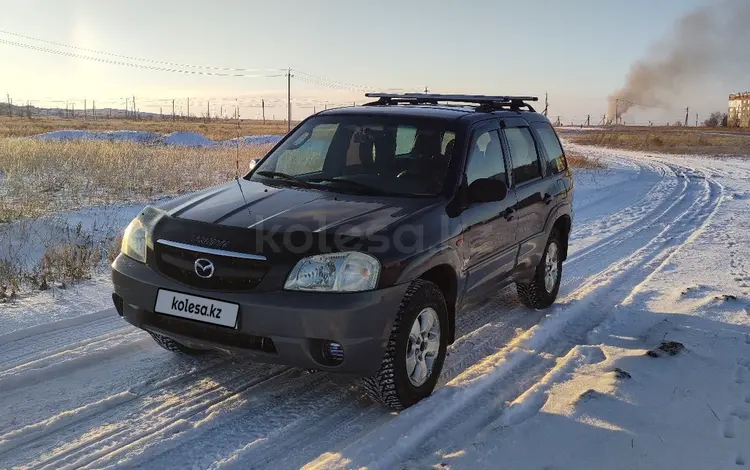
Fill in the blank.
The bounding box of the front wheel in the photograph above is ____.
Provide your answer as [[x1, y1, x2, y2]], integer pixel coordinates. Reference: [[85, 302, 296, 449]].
[[362, 279, 448, 410], [516, 229, 563, 309]]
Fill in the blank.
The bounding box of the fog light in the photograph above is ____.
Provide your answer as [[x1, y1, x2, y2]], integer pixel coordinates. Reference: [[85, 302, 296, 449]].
[[322, 341, 344, 363]]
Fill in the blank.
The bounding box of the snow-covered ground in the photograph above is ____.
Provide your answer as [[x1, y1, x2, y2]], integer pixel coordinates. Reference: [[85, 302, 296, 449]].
[[1, 144, 749, 469]]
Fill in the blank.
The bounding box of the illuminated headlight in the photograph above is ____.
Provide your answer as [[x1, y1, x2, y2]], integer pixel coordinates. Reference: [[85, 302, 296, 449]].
[[284, 252, 380, 292], [121, 217, 148, 263]]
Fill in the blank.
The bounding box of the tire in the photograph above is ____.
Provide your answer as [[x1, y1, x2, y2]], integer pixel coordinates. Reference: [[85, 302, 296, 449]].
[[516, 228, 563, 309], [148, 331, 209, 356], [362, 279, 449, 410]]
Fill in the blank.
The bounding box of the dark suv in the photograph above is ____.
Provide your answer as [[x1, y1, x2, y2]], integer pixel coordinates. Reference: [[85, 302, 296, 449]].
[[111, 93, 573, 409]]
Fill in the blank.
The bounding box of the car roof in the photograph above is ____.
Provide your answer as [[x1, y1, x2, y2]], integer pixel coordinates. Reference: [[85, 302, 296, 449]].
[[315, 104, 551, 125]]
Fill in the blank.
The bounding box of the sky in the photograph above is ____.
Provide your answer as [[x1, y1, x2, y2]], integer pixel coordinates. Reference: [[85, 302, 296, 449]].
[[0, 0, 730, 124]]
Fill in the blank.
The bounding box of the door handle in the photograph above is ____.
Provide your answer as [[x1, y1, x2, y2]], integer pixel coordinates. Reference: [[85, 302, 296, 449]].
[[542, 194, 553, 205], [502, 207, 515, 221]]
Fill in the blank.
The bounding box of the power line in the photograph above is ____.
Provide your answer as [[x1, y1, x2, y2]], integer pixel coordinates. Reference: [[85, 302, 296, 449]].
[[0, 38, 286, 78], [0, 28, 285, 73], [294, 69, 415, 93]]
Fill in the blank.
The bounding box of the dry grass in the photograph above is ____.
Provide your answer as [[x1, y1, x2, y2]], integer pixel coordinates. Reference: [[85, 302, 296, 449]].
[[0, 116, 294, 141], [566, 128, 750, 155], [566, 150, 606, 170], [0, 139, 272, 221]]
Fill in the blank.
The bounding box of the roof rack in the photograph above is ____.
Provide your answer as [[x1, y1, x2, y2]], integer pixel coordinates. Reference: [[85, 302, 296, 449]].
[[363, 93, 538, 112]]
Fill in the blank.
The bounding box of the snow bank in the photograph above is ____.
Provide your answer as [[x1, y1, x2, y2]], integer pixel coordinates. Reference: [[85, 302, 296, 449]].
[[160, 131, 216, 147], [32, 130, 283, 148]]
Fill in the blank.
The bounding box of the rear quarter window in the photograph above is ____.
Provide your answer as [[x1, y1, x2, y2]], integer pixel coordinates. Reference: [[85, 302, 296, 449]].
[[533, 122, 567, 174]]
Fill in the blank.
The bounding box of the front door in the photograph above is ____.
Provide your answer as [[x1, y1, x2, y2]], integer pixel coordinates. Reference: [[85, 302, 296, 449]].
[[461, 123, 519, 303]]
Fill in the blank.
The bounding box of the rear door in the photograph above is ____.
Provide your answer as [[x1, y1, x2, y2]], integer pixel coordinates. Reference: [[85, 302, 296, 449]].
[[461, 122, 519, 302], [500, 119, 549, 272]]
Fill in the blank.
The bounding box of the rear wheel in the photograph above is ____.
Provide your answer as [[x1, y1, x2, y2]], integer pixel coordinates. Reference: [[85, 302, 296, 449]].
[[362, 279, 448, 410], [516, 229, 563, 309], [148, 331, 209, 356]]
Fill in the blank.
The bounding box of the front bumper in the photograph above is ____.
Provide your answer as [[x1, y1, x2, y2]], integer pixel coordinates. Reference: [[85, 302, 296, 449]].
[[111, 254, 408, 376]]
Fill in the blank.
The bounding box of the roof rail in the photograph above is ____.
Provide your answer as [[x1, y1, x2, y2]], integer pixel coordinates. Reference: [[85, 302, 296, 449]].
[[363, 93, 539, 112]]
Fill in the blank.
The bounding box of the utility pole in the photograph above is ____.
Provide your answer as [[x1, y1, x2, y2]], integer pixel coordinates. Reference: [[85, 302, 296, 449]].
[[287, 68, 293, 132], [206, 100, 210, 120], [84, 99, 87, 120], [72, 103, 75, 118], [6, 93, 10, 118], [695, 113, 698, 127], [543, 92, 548, 117], [125, 98, 129, 119], [172, 99, 175, 120], [92, 100, 96, 120], [132, 95, 136, 120], [684, 107, 689, 127], [187, 97, 190, 119], [160, 107, 163, 119], [587, 114, 591, 126], [262, 99, 265, 124], [220, 105, 223, 119]]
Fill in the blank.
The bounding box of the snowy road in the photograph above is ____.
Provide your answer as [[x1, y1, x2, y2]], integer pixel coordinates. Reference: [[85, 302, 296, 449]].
[[2, 145, 749, 469]]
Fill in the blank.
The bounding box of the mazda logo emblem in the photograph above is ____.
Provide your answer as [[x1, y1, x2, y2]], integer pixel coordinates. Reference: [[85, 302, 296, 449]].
[[194, 258, 215, 279]]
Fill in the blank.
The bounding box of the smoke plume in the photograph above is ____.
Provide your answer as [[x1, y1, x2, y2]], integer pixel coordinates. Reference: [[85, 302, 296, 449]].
[[608, 0, 750, 122]]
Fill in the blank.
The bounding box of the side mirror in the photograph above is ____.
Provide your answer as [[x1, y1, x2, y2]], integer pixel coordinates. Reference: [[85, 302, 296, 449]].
[[469, 178, 508, 203], [249, 157, 261, 171]]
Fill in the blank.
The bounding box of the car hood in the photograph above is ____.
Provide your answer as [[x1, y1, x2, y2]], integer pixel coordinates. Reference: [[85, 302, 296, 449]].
[[158, 179, 435, 236]]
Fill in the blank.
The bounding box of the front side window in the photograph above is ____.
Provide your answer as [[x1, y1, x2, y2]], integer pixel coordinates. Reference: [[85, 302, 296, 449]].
[[250, 116, 458, 197], [465, 129, 506, 185], [504, 127, 542, 185]]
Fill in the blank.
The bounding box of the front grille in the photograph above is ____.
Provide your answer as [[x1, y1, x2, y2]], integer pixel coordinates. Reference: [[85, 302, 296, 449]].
[[154, 240, 269, 291]]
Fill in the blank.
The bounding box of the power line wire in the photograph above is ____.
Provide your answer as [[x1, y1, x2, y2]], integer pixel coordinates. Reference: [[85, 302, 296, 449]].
[[0, 38, 285, 78], [0, 28, 285, 72]]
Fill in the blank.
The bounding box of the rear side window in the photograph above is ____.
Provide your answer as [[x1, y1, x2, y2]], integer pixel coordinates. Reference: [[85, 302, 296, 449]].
[[504, 127, 541, 185], [533, 122, 567, 174], [465, 130, 506, 185]]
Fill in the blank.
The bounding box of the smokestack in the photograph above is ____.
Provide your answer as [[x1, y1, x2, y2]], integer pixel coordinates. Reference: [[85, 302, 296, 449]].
[[608, 0, 750, 122]]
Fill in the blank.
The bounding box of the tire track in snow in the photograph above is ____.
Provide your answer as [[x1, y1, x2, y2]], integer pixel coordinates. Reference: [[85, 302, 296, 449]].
[[0, 353, 253, 457], [20, 365, 293, 470]]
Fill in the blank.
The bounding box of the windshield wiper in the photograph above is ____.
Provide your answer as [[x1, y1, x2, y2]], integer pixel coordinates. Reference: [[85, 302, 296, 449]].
[[307, 177, 387, 195], [255, 171, 315, 188]]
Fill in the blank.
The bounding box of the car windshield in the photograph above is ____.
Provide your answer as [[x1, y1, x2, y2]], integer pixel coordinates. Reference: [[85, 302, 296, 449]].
[[248, 115, 458, 197]]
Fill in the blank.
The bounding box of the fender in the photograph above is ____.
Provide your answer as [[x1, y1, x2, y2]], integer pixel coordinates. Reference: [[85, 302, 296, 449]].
[[543, 202, 571, 233], [394, 240, 464, 287], [542, 202, 573, 260]]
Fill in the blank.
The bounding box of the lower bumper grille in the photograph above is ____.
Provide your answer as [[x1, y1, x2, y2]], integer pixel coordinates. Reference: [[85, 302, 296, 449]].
[[149, 312, 277, 353]]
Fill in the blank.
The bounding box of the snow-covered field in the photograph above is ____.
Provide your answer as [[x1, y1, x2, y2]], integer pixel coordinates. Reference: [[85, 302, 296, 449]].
[[1, 143, 749, 469]]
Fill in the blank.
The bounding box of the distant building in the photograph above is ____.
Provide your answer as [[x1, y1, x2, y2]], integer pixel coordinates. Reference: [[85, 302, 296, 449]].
[[728, 92, 750, 127]]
